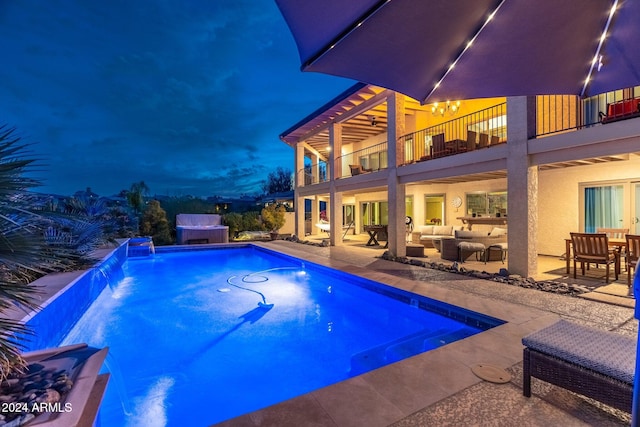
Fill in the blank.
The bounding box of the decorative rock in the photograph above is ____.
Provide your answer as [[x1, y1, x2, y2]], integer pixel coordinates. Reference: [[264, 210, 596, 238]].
[[35, 388, 60, 404], [2, 413, 35, 427], [0, 364, 73, 426]]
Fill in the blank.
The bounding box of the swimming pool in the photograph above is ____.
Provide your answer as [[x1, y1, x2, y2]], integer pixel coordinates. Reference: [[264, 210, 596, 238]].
[[52, 245, 502, 426]]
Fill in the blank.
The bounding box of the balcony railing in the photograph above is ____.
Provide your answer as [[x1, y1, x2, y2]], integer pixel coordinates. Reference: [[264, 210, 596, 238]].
[[338, 142, 388, 177], [536, 87, 640, 137], [399, 103, 507, 164], [297, 160, 328, 186]]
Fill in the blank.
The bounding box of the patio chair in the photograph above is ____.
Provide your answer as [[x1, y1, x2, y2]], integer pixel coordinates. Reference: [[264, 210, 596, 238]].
[[625, 234, 640, 286], [429, 133, 447, 158], [596, 227, 628, 270], [596, 227, 628, 239], [570, 232, 619, 283], [490, 135, 500, 145], [349, 164, 372, 176], [465, 130, 477, 151], [478, 133, 489, 149]]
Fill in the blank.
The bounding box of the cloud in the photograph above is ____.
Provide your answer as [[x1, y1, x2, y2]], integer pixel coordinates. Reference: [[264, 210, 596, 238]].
[[0, 0, 354, 197]]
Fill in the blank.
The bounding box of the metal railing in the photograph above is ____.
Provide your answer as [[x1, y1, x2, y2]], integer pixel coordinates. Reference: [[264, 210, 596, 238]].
[[536, 86, 640, 137], [399, 103, 507, 164], [297, 161, 328, 186], [338, 142, 388, 176]]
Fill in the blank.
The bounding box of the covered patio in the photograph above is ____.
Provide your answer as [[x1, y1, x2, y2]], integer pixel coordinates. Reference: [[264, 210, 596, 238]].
[[299, 231, 634, 308]]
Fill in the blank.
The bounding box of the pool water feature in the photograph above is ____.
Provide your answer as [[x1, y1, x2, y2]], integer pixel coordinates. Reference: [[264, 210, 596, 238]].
[[55, 245, 502, 426]]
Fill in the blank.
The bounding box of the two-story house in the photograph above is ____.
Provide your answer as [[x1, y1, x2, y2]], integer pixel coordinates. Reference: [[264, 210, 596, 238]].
[[280, 82, 640, 278]]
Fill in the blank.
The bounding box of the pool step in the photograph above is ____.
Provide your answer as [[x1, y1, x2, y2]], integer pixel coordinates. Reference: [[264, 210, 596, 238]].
[[350, 328, 453, 376], [421, 327, 477, 352]]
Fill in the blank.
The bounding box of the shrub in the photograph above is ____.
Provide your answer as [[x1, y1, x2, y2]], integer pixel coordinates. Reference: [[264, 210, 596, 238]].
[[261, 204, 286, 232]]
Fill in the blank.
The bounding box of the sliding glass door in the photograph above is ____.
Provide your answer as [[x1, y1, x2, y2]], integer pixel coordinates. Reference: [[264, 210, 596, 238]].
[[361, 201, 388, 228], [582, 183, 625, 232], [633, 182, 640, 234]]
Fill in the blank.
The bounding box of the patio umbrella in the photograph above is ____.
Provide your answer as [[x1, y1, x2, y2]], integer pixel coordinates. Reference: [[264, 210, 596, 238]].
[[275, 0, 640, 103]]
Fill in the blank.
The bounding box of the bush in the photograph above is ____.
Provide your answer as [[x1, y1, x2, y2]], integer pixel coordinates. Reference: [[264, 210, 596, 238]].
[[140, 200, 173, 245], [261, 204, 286, 232], [241, 211, 263, 231], [223, 212, 243, 238]]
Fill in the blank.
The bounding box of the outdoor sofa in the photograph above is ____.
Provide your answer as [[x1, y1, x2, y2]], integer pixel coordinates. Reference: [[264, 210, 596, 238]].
[[411, 225, 465, 248], [438, 228, 507, 261]]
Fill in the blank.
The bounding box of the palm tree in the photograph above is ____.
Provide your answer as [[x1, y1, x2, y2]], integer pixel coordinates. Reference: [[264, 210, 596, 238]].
[[127, 181, 149, 217], [0, 125, 104, 379]]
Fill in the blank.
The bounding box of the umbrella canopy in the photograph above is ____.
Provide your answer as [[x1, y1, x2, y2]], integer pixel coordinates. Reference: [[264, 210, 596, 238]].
[[276, 0, 640, 103]]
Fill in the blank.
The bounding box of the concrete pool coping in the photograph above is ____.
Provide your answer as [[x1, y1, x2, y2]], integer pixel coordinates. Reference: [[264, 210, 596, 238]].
[[215, 241, 635, 426]]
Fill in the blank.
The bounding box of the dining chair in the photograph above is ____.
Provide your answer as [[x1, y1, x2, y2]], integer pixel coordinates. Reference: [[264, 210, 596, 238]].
[[597, 228, 629, 239], [625, 234, 640, 287], [597, 227, 629, 270], [570, 232, 619, 283], [430, 133, 447, 158], [478, 133, 489, 149], [466, 130, 477, 151]]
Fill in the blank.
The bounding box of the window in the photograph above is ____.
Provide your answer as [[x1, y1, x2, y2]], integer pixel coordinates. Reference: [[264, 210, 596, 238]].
[[424, 195, 445, 224], [466, 191, 507, 216], [343, 204, 355, 227], [583, 185, 624, 232], [404, 137, 414, 163], [361, 201, 388, 227], [468, 114, 507, 142], [359, 149, 388, 171]]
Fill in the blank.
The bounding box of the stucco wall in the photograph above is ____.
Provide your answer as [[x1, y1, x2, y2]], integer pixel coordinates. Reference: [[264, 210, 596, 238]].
[[538, 156, 640, 255], [405, 155, 640, 256]]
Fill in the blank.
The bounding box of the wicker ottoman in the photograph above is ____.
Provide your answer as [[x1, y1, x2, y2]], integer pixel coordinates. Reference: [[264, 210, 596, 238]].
[[486, 242, 508, 263], [406, 243, 425, 257], [457, 241, 486, 262]]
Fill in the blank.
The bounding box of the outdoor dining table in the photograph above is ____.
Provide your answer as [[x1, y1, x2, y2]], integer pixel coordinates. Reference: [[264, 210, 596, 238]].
[[564, 237, 626, 274], [364, 224, 388, 247], [445, 139, 466, 154]]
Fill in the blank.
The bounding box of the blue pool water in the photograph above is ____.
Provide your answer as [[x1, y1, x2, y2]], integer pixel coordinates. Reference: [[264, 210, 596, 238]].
[[56, 245, 502, 426]]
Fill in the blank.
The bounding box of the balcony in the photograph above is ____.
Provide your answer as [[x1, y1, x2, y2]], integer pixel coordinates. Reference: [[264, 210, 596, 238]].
[[399, 103, 507, 165], [536, 87, 640, 137], [338, 142, 388, 177], [297, 160, 328, 186]]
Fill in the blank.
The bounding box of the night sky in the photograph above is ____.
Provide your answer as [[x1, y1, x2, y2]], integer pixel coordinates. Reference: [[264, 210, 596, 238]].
[[0, 1, 353, 197]]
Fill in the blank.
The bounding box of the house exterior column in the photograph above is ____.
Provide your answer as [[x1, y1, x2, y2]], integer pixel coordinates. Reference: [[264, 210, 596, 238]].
[[294, 143, 306, 238], [329, 123, 343, 245], [506, 96, 538, 276], [312, 152, 320, 184], [311, 197, 319, 234], [387, 93, 406, 257]]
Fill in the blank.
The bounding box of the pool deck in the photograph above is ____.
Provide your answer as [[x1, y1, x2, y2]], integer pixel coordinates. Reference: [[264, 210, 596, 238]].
[[215, 239, 636, 427]]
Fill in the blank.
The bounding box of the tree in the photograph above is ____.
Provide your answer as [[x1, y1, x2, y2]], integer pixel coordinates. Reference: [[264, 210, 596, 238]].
[[261, 204, 286, 232], [139, 200, 172, 245], [0, 125, 105, 379], [261, 167, 293, 195], [127, 181, 150, 217]]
